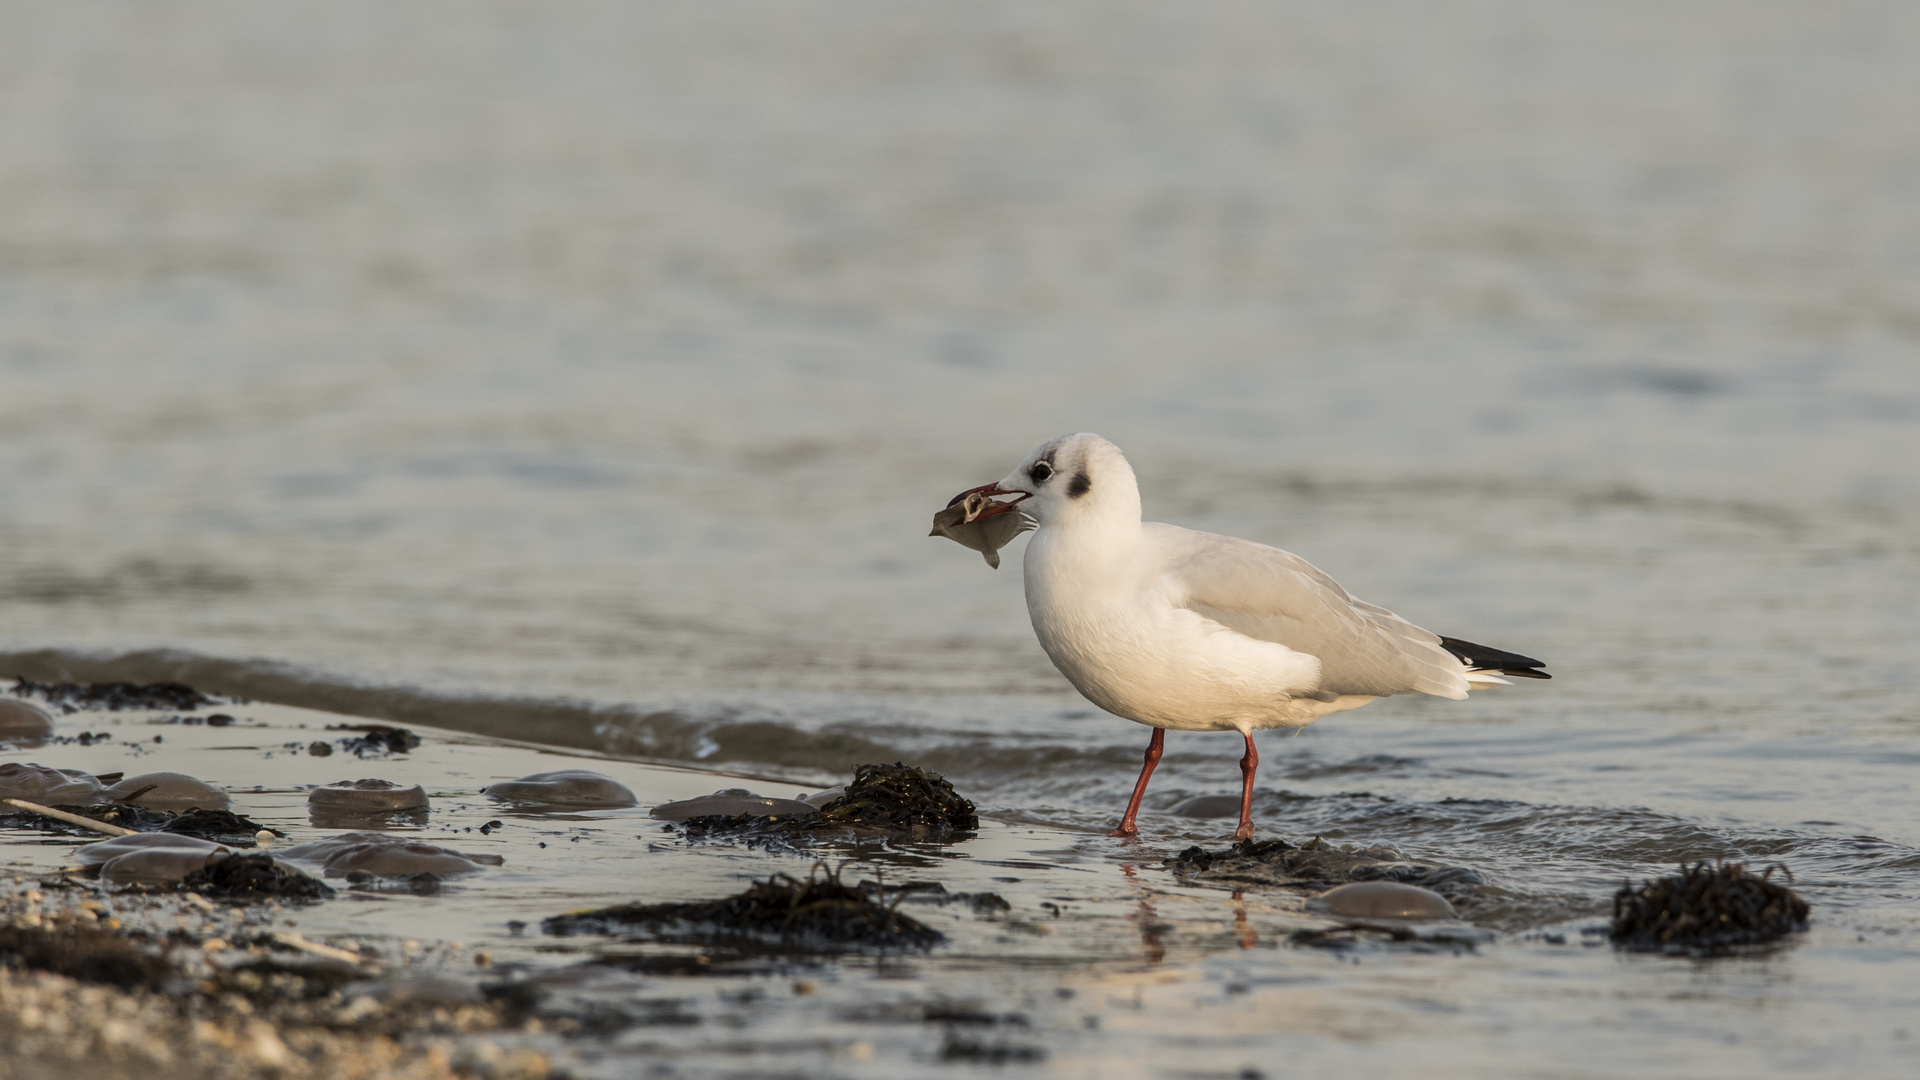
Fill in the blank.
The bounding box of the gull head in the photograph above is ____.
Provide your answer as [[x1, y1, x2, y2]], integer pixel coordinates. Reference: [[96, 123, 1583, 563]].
[[950, 432, 1139, 530]]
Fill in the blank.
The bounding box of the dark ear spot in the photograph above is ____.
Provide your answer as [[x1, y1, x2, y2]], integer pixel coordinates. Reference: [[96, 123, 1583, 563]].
[[1067, 470, 1091, 498]]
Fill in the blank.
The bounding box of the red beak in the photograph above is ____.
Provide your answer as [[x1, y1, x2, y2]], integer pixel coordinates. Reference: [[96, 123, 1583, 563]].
[[946, 482, 1030, 521]]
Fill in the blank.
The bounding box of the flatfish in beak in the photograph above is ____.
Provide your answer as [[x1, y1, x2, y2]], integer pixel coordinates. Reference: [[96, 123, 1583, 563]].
[[930, 490, 1034, 569]]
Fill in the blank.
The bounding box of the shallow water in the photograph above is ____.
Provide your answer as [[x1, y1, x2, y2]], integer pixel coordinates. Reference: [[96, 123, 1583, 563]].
[[3, 2, 1920, 1075]]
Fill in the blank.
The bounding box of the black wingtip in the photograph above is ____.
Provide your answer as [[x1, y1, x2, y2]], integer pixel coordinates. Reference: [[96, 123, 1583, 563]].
[[1438, 636, 1551, 679]]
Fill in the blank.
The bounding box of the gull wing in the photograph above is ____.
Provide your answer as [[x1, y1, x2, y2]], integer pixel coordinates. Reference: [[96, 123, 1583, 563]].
[[1148, 523, 1472, 699]]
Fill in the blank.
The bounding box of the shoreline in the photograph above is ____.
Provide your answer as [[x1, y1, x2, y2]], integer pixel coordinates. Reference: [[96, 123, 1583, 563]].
[[0, 681, 1858, 1080]]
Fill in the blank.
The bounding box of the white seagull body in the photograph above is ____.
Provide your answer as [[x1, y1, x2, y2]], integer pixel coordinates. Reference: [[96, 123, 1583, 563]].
[[947, 433, 1548, 840]]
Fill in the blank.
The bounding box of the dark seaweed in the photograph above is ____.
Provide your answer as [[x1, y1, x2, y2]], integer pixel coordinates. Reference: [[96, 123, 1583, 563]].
[[677, 762, 977, 845], [324, 724, 422, 756], [181, 854, 336, 904], [166, 808, 285, 845], [0, 922, 173, 991], [7, 677, 221, 714], [543, 866, 946, 953], [45, 731, 114, 747], [1610, 862, 1809, 954], [819, 762, 977, 833]]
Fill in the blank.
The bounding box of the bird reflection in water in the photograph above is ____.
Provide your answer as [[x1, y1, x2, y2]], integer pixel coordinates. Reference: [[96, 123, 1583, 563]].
[[1233, 890, 1256, 950], [1120, 863, 1166, 965]]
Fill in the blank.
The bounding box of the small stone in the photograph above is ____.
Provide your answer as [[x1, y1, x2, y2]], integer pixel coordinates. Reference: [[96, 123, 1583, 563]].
[[246, 1019, 289, 1065], [308, 741, 334, 757]]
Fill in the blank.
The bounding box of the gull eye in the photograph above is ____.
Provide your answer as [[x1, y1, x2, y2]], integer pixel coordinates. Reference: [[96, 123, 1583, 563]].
[[1029, 461, 1053, 483]]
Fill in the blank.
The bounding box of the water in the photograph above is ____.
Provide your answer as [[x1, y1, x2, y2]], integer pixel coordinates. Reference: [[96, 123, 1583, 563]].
[[3, 1, 1920, 1074]]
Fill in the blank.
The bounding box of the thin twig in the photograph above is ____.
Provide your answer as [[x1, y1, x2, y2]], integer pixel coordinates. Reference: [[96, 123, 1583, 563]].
[[3, 798, 137, 837], [270, 931, 367, 965]]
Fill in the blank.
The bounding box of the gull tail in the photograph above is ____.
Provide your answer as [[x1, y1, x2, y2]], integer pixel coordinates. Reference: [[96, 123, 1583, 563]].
[[1438, 636, 1551, 680]]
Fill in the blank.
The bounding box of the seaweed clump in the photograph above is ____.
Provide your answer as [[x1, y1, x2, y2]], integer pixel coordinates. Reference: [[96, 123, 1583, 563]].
[[819, 762, 977, 832], [7, 677, 220, 714], [166, 808, 284, 845], [1611, 862, 1809, 954], [181, 854, 337, 903], [679, 762, 977, 845], [543, 866, 946, 953], [325, 724, 423, 756]]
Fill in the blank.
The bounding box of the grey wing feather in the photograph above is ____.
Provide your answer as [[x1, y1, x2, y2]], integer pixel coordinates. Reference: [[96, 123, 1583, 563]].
[[1150, 524, 1471, 699]]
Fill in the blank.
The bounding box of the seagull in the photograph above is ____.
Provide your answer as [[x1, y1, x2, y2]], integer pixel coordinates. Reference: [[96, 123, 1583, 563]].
[[946, 433, 1549, 841]]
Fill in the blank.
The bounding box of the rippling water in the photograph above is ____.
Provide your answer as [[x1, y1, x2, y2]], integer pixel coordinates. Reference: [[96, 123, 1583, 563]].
[[4, 2, 1920, 1074]]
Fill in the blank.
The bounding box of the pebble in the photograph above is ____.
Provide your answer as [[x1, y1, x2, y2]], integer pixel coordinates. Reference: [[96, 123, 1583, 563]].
[[802, 787, 846, 808], [0, 762, 103, 804], [1318, 880, 1457, 920], [102, 771, 232, 811], [481, 769, 638, 808], [649, 788, 822, 821], [0, 699, 54, 740]]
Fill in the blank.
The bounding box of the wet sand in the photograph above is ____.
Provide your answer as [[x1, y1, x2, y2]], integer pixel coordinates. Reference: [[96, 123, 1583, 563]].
[[0, 687, 1856, 1080], [0, 687, 1539, 1078]]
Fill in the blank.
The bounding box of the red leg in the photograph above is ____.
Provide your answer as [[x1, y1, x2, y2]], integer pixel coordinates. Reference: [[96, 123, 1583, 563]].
[[1233, 730, 1259, 841], [1108, 728, 1165, 838]]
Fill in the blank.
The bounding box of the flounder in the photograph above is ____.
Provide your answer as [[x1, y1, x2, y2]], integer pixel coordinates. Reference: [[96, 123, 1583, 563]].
[[929, 489, 1034, 569], [102, 771, 231, 812], [1318, 880, 1457, 920], [75, 832, 232, 887], [649, 788, 820, 822], [0, 762, 102, 804], [482, 769, 638, 808]]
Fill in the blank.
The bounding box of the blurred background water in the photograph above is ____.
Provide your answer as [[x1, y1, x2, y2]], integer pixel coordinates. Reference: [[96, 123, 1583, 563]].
[[3, 2, 1919, 1075]]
